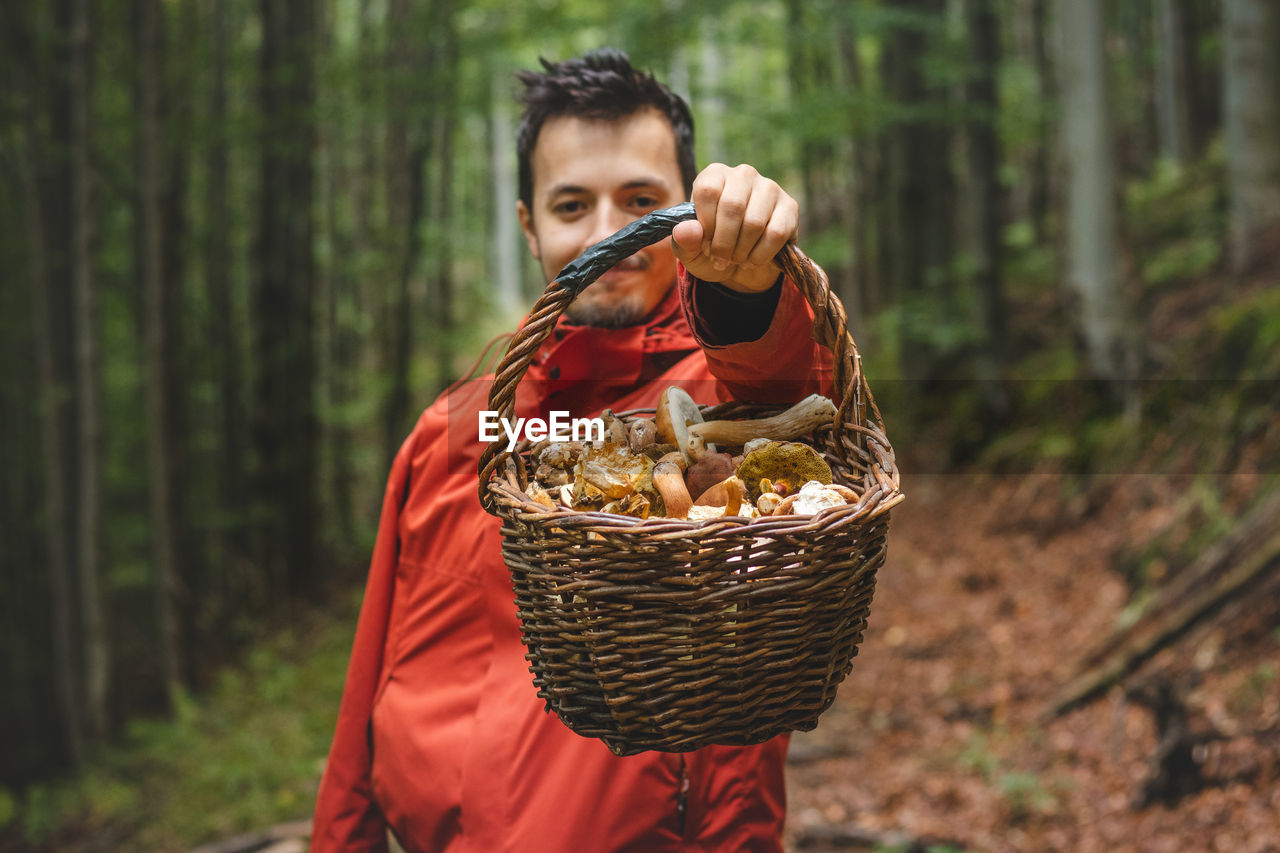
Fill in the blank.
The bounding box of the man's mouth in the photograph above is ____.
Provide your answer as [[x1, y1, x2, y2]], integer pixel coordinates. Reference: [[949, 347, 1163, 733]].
[[607, 254, 648, 274]]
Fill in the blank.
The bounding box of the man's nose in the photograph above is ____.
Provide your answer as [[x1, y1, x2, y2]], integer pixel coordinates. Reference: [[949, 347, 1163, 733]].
[[586, 203, 634, 246]]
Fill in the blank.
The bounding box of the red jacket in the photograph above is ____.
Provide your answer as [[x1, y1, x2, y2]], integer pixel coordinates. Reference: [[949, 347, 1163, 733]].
[[313, 270, 833, 852]]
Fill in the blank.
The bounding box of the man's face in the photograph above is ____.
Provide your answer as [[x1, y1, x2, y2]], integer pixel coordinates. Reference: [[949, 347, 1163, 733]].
[[517, 109, 687, 327]]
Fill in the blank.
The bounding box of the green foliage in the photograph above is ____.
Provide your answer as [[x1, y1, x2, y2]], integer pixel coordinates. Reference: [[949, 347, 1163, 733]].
[[11, 594, 359, 849], [0, 788, 16, 832], [953, 730, 1068, 823], [1203, 281, 1280, 378], [1126, 149, 1226, 289]]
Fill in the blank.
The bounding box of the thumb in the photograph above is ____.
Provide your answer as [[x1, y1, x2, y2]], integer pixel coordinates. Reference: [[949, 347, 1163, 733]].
[[670, 219, 705, 265]]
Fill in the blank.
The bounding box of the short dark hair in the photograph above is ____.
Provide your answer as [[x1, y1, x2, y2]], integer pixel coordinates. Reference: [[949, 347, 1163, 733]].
[[515, 48, 697, 212]]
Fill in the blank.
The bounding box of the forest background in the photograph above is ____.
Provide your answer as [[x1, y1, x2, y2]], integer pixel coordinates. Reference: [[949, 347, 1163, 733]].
[[2, 0, 1279, 849]]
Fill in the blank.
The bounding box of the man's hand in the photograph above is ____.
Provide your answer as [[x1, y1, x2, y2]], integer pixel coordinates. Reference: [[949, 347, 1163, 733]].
[[670, 163, 800, 294]]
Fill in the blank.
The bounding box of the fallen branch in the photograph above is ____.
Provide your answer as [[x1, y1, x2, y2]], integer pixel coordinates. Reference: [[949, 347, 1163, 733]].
[[792, 822, 968, 851], [1048, 490, 1280, 718], [188, 819, 312, 853]]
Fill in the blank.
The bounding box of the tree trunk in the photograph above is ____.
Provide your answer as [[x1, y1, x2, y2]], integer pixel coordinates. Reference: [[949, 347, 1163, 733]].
[[382, 0, 419, 474], [697, 19, 727, 166], [135, 0, 184, 703], [206, 0, 247, 573], [490, 75, 521, 319], [1154, 0, 1193, 164], [1057, 0, 1132, 381], [835, 9, 866, 333], [1029, 0, 1052, 243], [1222, 0, 1280, 274], [965, 0, 1007, 357], [784, 0, 839, 233], [17, 45, 84, 765], [432, 106, 456, 392], [881, 0, 954, 381], [1184, 0, 1220, 157], [255, 0, 318, 594], [963, 0, 1008, 427], [315, 0, 352, 550], [70, 0, 110, 741]]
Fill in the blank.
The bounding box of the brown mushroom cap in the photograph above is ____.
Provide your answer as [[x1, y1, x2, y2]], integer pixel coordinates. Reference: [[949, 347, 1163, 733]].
[[686, 451, 734, 503], [628, 418, 658, 453], [694, 475, 747, 517]]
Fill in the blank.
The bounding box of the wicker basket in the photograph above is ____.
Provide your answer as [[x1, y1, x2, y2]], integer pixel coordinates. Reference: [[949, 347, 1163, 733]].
[[478, 203, 902, 756]]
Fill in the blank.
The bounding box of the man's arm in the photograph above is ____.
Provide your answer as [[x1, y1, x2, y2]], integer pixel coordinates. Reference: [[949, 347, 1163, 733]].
[[679, 263, 834, 404], [671, 163, 834, 402]]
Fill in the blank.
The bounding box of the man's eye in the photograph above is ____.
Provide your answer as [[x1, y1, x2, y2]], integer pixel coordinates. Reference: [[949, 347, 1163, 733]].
[[553, 200, 585, 215], [631, 195, 659, 210]]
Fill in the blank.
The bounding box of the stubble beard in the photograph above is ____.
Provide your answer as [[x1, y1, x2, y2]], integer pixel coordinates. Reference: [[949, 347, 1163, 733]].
[[564, 291, 650, 328]]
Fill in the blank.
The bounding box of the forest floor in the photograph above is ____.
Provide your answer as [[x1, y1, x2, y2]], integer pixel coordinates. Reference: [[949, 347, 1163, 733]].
[[10, 478, 1278, 853], [782, 471, 1280, 853]]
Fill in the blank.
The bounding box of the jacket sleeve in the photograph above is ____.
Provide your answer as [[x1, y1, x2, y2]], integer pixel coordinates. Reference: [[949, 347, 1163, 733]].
[[678, 263, 836, 404], [311, 427, 419, 852]]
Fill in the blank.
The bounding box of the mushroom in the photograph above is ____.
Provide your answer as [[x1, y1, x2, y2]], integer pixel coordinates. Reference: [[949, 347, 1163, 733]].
[[790, 480, 849, 515], [757, 492, 784, 515], [691, 461, 742, 502], [538, 441, 585, 470], [768, 480, 855, 516], [686, 480, 751, 520], [688, 394, 838, 446], [736, 441, 833, 502], [600, 492, 652, 519], [655, 387, 715, 463], [692, 476, 744, 514], [600, 409, 629, 445], [686, 451, 735, 503], [533, 463, 572, 487], [722, 477, 745, 516], [641, 442, 679, 462], [652, 457, 692, 519], [628, 418, 657, 453], [524, 483, 557, 509]]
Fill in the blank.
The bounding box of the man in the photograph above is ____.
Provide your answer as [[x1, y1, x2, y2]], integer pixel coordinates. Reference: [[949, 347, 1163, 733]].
[[313, 48, 832, 852]]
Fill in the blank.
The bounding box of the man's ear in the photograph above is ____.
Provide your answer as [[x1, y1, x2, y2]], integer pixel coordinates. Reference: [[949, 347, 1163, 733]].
[[516, 200, 540, 260]]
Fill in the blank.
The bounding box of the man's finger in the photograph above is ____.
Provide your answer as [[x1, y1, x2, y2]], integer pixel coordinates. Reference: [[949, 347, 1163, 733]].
[[692, 165, 727, 259], [711, 170, 754, 269], [732, 181, 778, 266], [745, 194, 799, 268], [670, 219, 705, 264]]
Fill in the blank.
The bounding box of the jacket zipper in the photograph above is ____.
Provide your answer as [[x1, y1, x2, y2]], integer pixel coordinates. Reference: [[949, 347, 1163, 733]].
[[676, 755, 690, 838]]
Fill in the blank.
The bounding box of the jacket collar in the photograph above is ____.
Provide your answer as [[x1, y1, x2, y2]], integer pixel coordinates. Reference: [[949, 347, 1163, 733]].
[[520, 281, 695, 415]]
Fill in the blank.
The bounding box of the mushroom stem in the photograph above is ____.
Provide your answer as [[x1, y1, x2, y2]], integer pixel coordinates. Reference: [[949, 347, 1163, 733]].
[[688, 394, 838, 446], [722, 477, 745, 516], [652, 460, 693, 519]]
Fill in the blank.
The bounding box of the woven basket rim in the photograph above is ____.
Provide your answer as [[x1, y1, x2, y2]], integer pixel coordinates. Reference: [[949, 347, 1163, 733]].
[[489, 475, 904, 532]]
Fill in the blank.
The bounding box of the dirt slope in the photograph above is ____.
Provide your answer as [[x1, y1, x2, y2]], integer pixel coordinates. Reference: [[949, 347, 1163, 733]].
[[784, 473, 1280, 853]]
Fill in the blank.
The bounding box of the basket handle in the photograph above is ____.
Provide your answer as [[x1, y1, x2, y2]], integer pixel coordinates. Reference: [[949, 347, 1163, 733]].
[[477, 202, 887, 513]]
